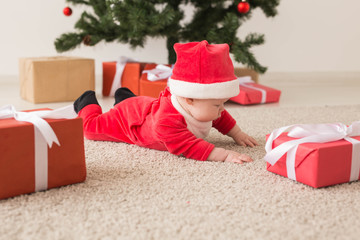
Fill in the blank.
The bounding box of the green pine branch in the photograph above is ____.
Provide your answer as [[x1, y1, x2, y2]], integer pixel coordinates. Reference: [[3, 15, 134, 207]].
[[55, 33, 84, 52], [231, 37, 267, 73], [56, 0, 281, 73]]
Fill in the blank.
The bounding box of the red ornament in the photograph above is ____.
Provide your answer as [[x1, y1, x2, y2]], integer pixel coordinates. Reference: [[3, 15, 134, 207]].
[[63, 6, 72, 16], [237, 1, 250, 14]]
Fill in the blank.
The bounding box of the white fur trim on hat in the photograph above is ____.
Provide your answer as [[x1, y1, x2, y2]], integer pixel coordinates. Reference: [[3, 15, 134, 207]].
[[168, 78, 240, 99]]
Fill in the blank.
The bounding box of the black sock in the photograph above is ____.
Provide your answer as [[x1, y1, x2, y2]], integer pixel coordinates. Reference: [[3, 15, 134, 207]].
[[73, 90, 99, 113], [114, 87, 136, 106]]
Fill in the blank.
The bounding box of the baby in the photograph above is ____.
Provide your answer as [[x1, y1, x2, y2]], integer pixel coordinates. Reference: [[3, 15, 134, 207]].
[[74, 40, 258, 164]]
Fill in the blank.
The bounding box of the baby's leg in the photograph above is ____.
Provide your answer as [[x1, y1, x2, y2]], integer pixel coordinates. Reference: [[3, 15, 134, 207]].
[[74, 91, 131, 142]]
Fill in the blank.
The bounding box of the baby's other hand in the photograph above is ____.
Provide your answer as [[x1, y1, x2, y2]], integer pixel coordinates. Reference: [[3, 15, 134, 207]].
[[224, 150, 253, 164], [234, 131, 258, 147]]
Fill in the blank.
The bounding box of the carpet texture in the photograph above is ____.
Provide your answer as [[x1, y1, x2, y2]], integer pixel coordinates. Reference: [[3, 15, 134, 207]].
[[1, 104, 360, 240]]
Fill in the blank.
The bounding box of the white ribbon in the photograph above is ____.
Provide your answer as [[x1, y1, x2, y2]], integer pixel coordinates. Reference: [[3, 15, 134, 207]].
[[264, 122, 360, 181], [142, 64, 173, 81], [0, 105, 77, 191], [238, 76, 267, 103], [109, 56, 135, 97]]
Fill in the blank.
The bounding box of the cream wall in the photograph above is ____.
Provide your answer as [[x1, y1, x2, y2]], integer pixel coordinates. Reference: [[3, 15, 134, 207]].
[[1, 0, 360, 77]]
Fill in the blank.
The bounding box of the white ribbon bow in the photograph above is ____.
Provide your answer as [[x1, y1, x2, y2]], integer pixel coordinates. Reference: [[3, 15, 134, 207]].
[[142, 64, 173, 81], [0, 105, 77, 147], [0, 104, 77, 191], [237, 76, 254, 84], [264, 122, 360, 181], [238, 76, 267, 103], [109, 56, 136, 97]]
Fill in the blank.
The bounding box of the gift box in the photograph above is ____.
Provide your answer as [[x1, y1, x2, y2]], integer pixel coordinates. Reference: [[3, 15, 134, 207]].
[[19, 56, 95, 103], [102, 60, 147, 96], [229, 77, 281, 105], [0, 105, 86, 200], [234, 67, 259, 83], [139, 63, 172, 98], [264, 122, 360, 188]]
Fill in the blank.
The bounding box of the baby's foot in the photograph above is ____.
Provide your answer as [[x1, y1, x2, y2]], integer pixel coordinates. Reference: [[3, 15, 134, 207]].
[[114, 87, 136, 105], [73, 90, 99, 113]]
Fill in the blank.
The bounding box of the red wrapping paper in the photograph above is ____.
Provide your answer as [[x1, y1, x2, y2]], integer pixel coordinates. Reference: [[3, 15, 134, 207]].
[[230, 83, 281, 105], [0, 109, 86, 199], [139, 63, 170, 98], [102, 61, 147, 96], [266, 133, 360, 188]]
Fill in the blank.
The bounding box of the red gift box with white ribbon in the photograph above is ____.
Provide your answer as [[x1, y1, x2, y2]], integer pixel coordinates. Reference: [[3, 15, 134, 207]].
[[0, 105, 86, 199], [102, 57, 148, 97], [264, 122, 360, 188], [230, 76, 281, 105], [140, 64, 173, 98]]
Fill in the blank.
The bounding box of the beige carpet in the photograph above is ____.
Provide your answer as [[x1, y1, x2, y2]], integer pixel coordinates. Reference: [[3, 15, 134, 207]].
[[1, 104, 360, 240]]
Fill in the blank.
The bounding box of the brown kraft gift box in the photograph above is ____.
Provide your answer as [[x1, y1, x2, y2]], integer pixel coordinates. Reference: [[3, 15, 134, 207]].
[[234, 67, 259, 83], [19, 57, 95, 103]]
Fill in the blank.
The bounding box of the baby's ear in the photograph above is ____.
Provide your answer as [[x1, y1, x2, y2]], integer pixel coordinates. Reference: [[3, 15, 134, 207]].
[[185, 98, 195, 105]]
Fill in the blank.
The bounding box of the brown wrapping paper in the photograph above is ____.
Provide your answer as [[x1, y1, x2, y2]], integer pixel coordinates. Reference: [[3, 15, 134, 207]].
[[234, 67, 259, 83], [19, 56, 95, 103]]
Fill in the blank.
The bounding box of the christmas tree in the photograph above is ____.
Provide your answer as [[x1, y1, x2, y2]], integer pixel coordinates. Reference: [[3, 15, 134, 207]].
[[56, 0, 280, 73]]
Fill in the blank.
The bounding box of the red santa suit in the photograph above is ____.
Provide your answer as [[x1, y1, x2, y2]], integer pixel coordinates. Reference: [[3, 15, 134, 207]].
[[79, 87, 236, 161]]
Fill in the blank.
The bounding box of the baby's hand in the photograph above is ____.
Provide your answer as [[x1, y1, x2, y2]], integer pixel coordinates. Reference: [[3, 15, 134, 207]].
[[233, 131, 258, 147], [227, 125, 258, 147], [208, 147, 253, 164], [224, 150, 253, 164]]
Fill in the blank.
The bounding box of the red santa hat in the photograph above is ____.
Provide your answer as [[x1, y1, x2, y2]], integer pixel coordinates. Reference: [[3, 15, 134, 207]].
[[168, 40, 239, 99]]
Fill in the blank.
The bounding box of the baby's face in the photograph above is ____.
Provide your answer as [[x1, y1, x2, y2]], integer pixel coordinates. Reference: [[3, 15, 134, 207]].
[[189, 98, 229, 122]]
